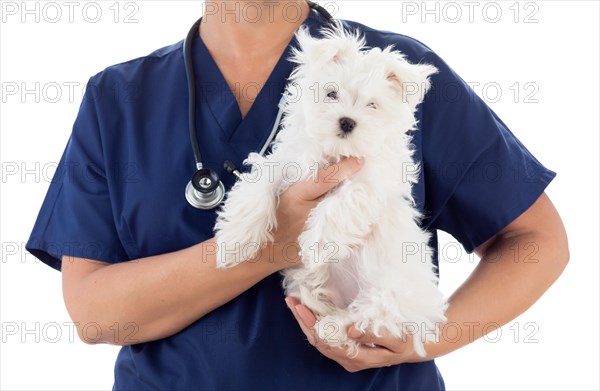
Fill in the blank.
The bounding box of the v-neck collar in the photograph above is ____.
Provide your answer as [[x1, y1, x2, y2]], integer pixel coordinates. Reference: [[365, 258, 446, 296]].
[[191, 8, 326, 158]]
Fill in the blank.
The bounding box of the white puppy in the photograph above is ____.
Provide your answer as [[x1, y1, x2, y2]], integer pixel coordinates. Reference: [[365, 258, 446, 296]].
[[214, 26, 447, 357]]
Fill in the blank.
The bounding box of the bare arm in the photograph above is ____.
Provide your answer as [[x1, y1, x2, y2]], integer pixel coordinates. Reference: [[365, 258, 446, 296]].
[[62, 239, 281, 345], [286, 192, 570, 371], [423, 191, 569, 359], [62, 158, 364, 346]]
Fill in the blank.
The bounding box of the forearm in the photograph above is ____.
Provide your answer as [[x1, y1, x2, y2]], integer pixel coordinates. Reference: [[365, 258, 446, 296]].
[[423, 229, 569, 360], [63, 238, 283, 345]]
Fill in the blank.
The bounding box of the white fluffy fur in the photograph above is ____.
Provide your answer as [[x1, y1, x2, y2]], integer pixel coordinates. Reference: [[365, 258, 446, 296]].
[[214, 25, 447, 357]]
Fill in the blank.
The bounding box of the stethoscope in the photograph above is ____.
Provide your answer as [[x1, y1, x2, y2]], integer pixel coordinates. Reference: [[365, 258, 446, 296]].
[[184, 0, 335, 209]]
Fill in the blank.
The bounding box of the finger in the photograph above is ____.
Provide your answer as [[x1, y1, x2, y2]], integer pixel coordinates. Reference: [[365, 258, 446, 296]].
[[286, 298, 320, 342], [286, 296, 301, 307], [285, 298, 347, 353], [290, 157, 364, 201], [286, 299, 399, 369], [285, 298, 317, 344], [295, 304, 318, 327], [347, 326, 407, 353], [355, 346, 401, 369]]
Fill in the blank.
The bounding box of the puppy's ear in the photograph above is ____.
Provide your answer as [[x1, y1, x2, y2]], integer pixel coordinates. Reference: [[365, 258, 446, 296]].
[[291, 25, 366, 67], [292, 26, 337, 65], [384, 53, 438, 109], [320, 25, 367, 65]]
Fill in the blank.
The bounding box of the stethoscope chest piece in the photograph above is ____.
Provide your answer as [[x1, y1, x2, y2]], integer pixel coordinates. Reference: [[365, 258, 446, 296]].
[[185, 168, 225, 210]]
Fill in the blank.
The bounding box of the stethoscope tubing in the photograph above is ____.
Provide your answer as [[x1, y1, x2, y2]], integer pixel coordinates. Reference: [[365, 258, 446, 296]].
[[183, 1, 334, 209]]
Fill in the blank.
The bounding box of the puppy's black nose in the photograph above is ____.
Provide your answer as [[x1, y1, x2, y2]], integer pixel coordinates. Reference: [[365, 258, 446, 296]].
[[339, 117, 356, 134]]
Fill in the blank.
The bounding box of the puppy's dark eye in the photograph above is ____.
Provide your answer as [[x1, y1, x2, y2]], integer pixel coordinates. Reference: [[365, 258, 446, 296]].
[[326, 90, 338, 100], [367, 101, 377, 109]]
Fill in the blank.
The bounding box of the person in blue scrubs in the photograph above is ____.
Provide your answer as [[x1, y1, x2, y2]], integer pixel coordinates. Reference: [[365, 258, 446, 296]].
[[26, 1, 569, 389]]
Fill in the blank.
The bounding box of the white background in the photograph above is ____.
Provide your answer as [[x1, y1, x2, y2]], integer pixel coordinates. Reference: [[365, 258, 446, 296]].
[[1, 1, 598, 390]]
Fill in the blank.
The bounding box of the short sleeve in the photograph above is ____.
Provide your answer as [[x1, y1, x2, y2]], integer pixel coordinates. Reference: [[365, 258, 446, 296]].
[[418, 50, 556, 253], [26, 77, 130, 271]]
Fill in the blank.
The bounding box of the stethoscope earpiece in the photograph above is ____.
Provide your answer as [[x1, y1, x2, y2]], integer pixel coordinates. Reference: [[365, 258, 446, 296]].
[[185, 168, 225, 210]]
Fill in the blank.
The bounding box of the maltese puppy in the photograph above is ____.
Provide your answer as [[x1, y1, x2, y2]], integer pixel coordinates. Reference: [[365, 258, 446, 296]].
[[214, 26, 447, 357]]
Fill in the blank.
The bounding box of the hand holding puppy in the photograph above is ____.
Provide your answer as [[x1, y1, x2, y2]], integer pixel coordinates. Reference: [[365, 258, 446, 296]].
[[286, 297, 424, 372], [267, 157, 365, 270]]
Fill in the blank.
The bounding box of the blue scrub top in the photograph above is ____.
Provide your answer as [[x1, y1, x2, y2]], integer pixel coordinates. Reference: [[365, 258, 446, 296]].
[[26, 9, 555, 391]]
